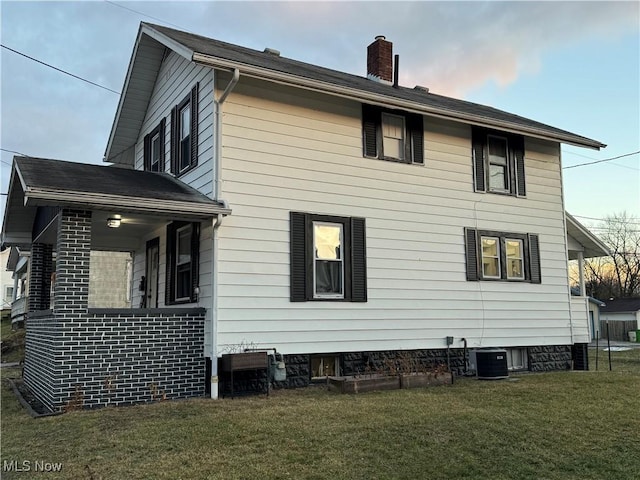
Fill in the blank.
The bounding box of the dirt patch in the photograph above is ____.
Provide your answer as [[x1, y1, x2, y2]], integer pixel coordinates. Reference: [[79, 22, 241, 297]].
[[5, 377, 59, 417]]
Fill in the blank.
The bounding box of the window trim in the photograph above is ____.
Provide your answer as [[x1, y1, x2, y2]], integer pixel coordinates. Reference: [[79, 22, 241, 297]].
[[480, 236, 502, 280], [363, 104, 424, 165], [170, 83, 199, 177], [505, 237, 525, 280], [465, 228, 541, 283], [312, 221, 345, 299], [143, 119, 165, 172], [290, 212, 367, 302], [472, 127, 525, 197], [166, 221, 200, 305]]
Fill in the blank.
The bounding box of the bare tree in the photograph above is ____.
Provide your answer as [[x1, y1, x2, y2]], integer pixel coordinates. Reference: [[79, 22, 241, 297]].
[[582, 212, 640, 299]]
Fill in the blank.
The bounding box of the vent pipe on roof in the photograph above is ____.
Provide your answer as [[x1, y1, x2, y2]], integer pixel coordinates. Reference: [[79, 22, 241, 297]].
[[264, 47, 280, 56], [367, 35, 393, 84], [393, 54, 399, 88]]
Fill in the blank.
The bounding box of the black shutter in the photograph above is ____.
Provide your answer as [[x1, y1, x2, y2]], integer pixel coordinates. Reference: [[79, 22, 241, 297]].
[[170, 106, 178, 175], [166, 223, 176, 304], [513, 135, 526, 197], [472, 128, 486, 192], [465, 228, 479, 281], [190, 83, 199, 168], [362, 104, 379, 158], [290, 212, 307, 302], [350, 217, 367, 302], [528, 233, 541, 284], [143, 133, 151, 171], [408, 113, 424, 164], [158, 118, 166, 172], [190, 222, 200, 302]]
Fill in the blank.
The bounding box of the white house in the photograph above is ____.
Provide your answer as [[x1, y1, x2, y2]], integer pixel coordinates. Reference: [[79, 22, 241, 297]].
[[1, 23, 609, 411]]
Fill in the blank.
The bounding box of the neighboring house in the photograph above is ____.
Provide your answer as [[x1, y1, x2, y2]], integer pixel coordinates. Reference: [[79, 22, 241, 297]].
[[0, 249, 15, 321], [1, 23, 610, 411], [600, 298, 640, 341], [4, 245, 133, 328], [5, 247, 29, 327]]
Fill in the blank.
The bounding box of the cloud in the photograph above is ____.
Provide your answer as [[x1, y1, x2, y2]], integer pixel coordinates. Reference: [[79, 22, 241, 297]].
[[1, 0, 638, 219]]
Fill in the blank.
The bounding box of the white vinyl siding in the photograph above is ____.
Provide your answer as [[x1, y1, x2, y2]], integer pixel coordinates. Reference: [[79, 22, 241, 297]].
[[135, 51, 214, 197], [215, 75, 571, 354]]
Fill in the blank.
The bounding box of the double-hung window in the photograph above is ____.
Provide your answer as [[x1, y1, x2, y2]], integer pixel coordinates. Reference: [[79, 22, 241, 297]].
[[472, 127, 526, 196], [290, 212, 367, 302], [363, 104, 424, 164], [170, 84, 199, 176], [166, 221, 200, 304], [143, 119, 165, 172], [313, 222, 344, 298], [465, 228, 541, 283]]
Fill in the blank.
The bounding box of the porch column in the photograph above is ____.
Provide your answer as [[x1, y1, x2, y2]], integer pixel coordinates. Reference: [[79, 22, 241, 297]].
[[27, 243, 53, 311], [577, 251, 586, 297], [53, 209, 92, 316]]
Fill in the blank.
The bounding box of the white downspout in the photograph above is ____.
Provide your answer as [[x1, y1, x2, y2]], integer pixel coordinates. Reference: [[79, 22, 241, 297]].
[[210, 68, 239, 399]]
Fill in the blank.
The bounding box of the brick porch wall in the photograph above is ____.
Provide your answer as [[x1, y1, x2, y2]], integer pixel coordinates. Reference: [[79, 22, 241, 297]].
[[23, 209, 206, 412], [24, 308, 205, 411]]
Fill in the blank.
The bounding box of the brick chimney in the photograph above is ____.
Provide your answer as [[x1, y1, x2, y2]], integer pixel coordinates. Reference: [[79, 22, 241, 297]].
[[367, 36, 393, 84]]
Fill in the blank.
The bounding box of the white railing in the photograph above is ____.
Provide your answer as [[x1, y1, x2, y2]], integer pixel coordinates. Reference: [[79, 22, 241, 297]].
[[10, 296, 28, 324]]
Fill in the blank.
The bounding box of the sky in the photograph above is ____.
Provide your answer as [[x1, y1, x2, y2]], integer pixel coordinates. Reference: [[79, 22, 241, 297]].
[[1, 1, 639, 235]]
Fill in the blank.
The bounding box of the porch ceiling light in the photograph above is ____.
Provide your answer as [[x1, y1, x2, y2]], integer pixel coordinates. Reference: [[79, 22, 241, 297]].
[[106, 217, 121, 228]]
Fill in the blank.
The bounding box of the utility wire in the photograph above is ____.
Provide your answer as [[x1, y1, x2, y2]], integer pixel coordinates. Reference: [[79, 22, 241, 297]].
[[104, 1, 187, 31], [1, 148, 27, 157], [563, 150, 640, 169], [1, 44, 120, 95], [572, 214, 640, 225]]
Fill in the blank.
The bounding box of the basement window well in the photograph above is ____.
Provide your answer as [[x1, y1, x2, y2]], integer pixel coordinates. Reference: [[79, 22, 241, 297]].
[[311, 355, 340, 378]]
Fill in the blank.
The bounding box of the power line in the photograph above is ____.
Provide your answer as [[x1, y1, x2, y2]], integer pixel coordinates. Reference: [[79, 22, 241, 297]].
[[1, 148, 27, 156], [1, 44, 120, 95], [563, 150, 640, 169], [572, 214, 640, 225], [104, 1, 187, 31]]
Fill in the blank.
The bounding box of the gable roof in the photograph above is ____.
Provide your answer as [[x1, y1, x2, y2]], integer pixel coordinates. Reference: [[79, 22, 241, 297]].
[[566, 212, 610, 259], [105, 22, 605, 165], [600, 298, 640, 314], [1, 156, 230, 248]]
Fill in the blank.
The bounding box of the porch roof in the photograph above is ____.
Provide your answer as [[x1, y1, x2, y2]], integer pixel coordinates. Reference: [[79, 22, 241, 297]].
[[1, 156, 231, 249], [566, 212, 610, 260]]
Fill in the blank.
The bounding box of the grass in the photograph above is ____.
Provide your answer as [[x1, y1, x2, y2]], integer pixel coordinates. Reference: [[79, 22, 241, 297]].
[[0, 316, 24, 364], [2, 350, 640, 480]]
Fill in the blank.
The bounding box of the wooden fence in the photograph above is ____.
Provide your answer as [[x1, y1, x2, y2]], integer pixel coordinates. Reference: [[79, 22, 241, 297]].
[[599, 320, 638, 342]]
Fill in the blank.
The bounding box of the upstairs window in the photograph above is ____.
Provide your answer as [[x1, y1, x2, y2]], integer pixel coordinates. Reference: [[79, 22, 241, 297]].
[[290, 212, 367, 302], [465, 228, 541, 283], [143, 119, 165, 172], [363, 104, 423, 165], [472, 127, 525, 196], [166, 221, 200, 304], [171, 83, 199, 176]]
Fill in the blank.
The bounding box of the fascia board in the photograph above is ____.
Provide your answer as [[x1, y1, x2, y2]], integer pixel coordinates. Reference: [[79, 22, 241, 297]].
[[23, 188, 232, 218], [566, 212, 610, 257], [105, 24, 194, 164], [193, 53, 605, 151]]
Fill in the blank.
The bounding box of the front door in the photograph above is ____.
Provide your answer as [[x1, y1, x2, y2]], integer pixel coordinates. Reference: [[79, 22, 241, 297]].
[[145, 238, 159, 308]]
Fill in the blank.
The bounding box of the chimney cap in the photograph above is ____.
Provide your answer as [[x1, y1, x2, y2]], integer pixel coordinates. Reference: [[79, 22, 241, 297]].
[[374, 35, 386, 41]]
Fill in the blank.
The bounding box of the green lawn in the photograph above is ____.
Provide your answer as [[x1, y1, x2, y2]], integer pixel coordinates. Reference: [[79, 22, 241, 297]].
[[0, 317, 24, 364], [2, 349, 640, 480]]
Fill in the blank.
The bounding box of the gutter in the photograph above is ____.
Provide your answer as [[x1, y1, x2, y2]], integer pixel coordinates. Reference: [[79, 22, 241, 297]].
[[193, 53, 606, 151], [210, 67, 239, 399], [22, 188, 231, 218]]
